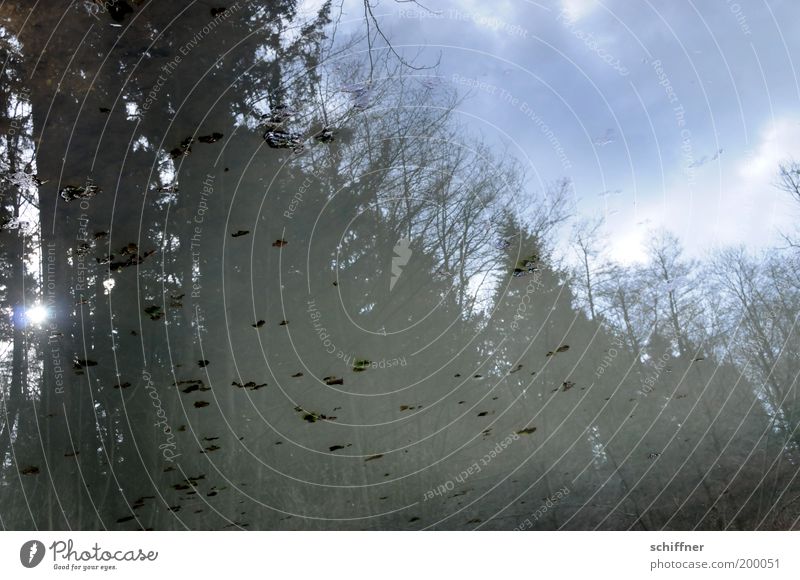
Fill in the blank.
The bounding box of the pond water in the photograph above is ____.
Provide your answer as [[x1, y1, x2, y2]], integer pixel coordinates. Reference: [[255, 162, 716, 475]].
[[1, 0, 799, 531]]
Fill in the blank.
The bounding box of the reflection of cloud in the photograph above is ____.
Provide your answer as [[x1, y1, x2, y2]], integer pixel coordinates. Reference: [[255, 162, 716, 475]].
[[605, 117, 800, 263], [741, 118, 800, 180], [607, 224, 648, 264], [561, 0, 599, 21]]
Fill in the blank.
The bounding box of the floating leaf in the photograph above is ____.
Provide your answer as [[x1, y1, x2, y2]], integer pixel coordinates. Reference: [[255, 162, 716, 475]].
[[353, 359, 370, 372], [198, 132, 224, 144], [60, 184, 101, 202]]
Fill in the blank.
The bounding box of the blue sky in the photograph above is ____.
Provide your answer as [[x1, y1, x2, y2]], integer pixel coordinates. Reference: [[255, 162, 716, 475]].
[[337, 0, 800, 262]]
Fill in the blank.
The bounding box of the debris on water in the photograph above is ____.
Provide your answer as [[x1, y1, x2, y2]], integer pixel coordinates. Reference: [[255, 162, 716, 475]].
[[329, 444, 351, 452], [198, 360, 209, 368], [562, 381, 575, 391], [294, 406, 337, 423], [252, 320, 265, 328], [144, 305, 164, 320], [264, 130, 303, 151], [364, 454, 383, 462], [231, 230, 249, 238], [20, 465, 40, 475], [170, 137, 193, 159], [179, 379, 210, 393], [509, 364, 523, 374], [194, 401, 210, 408], [231, 381, 267, 390], [352, 359, 370, 372], [60, 184, 101, 202], [323, 376, 343, 386], [279, 320, 289, 326], [291, 372, 303, 378], [198, 132, 224, 144], [272, 239, 287, 247], [113, 382, 131, 389], [74, 359, 98, 368], [210, 7, 227, 17], [104, 0, 134, 22], [314, 128, 335, 143], [546, 345, 570, 357]]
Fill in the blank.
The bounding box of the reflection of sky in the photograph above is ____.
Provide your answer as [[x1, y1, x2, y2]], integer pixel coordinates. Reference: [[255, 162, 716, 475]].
[[343, 0, 800, 263]]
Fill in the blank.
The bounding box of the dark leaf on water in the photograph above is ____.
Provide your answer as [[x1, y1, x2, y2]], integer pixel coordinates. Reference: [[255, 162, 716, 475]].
[[272, 239, 287, 247], [198, 132, 224, 144], [20, 465, 40, 475], [364, 454, 383, 462], [198, 360, 210, 367], [353, 359, 370, 372], [232, 230, 250, 238], [517, 427, 537, 435], [323, 376, 343, 385], [170, 137, 193, 159], [60, 184, 101, 202], [252, 320, 265, 328], [194, 401, 210, 408], [144, 305, 164, 320]]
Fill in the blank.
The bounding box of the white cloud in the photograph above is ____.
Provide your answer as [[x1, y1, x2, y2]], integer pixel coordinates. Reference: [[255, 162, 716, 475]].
[[603, 117, 800, 264], [560, 0, 600, 21]]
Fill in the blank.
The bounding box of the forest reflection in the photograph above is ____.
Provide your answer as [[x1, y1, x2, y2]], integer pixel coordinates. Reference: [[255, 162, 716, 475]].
[[0, 1, 798, 531]]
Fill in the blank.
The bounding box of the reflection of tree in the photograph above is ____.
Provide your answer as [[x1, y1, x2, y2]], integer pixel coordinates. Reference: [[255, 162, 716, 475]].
[[1, 1, 800, 531]]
